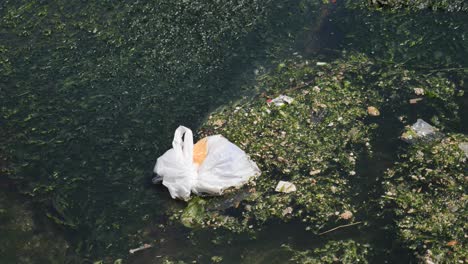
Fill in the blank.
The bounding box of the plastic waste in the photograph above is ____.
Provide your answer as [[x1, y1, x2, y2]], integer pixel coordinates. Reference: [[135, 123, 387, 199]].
[[459, 142, 468, 158], [269, 95, 294, 106], [401, 119, 442, 144], [412, 119, 437, 137], [129, 244, 152, 254], [153, 126, 261, 200], [275, 181, 296, 193]]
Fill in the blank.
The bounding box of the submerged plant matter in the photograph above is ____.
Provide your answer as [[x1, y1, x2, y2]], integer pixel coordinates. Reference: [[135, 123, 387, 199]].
[[0, 0, 323, 260], [347, 0, 468, 12], [0, 191, 69, 264], [383, 134, 468, 263], [284, 240, 372, 263]]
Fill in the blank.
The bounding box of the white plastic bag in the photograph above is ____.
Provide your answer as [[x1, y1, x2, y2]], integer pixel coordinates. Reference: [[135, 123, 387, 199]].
[[154, 126, 261, 200]]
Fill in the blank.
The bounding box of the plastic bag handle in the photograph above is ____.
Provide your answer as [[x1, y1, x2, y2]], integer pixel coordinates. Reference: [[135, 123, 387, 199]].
[[172, 126, 194, 164]]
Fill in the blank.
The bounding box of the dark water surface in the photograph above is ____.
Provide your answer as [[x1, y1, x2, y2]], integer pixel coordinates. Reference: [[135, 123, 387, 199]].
[[1, 1, 467, 263]]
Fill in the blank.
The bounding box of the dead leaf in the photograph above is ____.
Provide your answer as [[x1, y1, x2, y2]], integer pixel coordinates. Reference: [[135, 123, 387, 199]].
[[447, 240, 457, 247], [367, 106, 380, 116], [339, 210, 353, 220]]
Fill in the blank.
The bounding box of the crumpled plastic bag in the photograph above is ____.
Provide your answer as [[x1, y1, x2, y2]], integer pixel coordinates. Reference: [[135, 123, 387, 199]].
[[401, 119, 443, 144], [411, 119, 437, 137], [154, 126, 261, 200]]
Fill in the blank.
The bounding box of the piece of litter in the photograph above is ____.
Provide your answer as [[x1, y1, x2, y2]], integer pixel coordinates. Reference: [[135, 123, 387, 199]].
[[269, 95, 294, 106], [282, 207, 293, 216], [154, 126, 261, 200], [367, 106, 380, 116], [275, 181, 297, 193], [309, 169, 321, 176], [458, 142, 468, 157], [414, 88, 425, 95], [409, 98, 423, 104], [129, 244, 153, 254], [412, 119, 437, 137], [401, 119, 443, 144], [340, 210, 353, 220], [316, 62, 327, 66]]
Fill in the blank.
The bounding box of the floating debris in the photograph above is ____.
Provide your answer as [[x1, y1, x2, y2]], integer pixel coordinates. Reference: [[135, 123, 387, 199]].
[[367, 106, 380, 116], [411, 119, 437, 137], [383, 134, 467, 262], [340, 210, 353, 220], [458, 142, 468, 157], [446, 240, 458, 247], [129, 244, 153, 254], [409, 98, 423, 104], [282, 207, 293, 216], [413, 88, 425, 95], [275, 181, 297, 193], [401, 119, 443, 144], [269, 95, 294, 106], [309, 169, 321, 176]]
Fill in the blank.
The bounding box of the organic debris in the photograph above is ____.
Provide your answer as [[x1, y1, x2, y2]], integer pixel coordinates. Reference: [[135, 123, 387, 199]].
[[383, 134, 468, 262], [285, 239, 371, 263], [340, 210, 353, 220], [367, 106, 380, 116]]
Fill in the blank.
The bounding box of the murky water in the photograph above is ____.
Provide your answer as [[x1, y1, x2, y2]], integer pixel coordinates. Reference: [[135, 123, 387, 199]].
[[1, 1, 466, 263]]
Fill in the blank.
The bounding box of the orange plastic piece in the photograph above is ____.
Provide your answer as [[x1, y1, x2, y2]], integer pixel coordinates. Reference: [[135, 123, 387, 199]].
[[193, 137, 208, 166]]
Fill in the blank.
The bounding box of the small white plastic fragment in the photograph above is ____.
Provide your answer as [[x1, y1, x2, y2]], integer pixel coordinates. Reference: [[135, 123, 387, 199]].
[[129, 244, 153, 254], [270, 95, 294, 106], [316, 62, 327, 66], [275, 181, 297, 193], [414, 88, 425, 95], [459, 142, 468, 157], [282, 207, 293, 216]]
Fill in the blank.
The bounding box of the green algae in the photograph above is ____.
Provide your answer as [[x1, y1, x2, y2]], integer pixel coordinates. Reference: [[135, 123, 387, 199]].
[[382, 134, 468, 263], [0, 191, 70, 264], [0, 0, 325, 260], [285, 240, 372, 263], [327, 3, 468, 80], [346, 0, 468, 12]]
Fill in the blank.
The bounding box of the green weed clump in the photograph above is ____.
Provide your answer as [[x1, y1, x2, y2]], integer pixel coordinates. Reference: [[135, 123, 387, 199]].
[[346, 0, 468, 12], [383, 134, 468, 263], [285, 240, 371, 264]]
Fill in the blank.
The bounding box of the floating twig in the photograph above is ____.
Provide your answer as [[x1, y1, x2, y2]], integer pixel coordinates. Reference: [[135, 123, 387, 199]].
[[318, 221, 363, 236]]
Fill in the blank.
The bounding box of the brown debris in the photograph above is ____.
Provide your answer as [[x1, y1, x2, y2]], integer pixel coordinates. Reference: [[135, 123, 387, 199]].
[[367, 106, 380, 116]]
